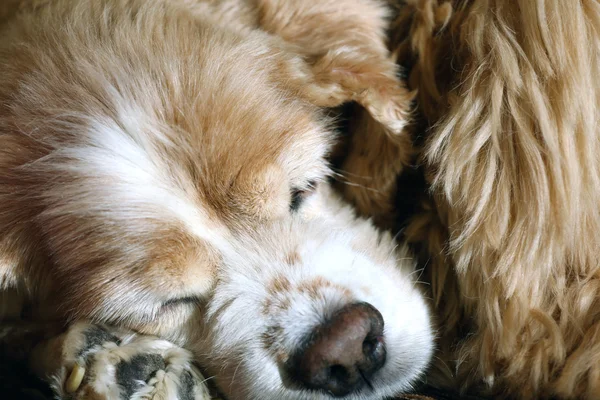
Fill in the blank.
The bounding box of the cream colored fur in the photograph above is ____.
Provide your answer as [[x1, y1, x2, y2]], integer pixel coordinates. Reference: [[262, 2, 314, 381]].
[[0, 0, 432, 399], [341, 0, 600, 399]]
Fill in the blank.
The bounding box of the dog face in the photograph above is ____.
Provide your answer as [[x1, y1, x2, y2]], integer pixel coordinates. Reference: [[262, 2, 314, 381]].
[[0, 0, 332, 325], [0, 0, 433, 398], [193, 185, 433, 399]]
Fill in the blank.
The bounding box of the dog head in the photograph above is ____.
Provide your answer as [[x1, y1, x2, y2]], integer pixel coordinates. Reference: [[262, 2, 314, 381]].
[[191, 185, 434, 399], [0, 1, 433, 398]]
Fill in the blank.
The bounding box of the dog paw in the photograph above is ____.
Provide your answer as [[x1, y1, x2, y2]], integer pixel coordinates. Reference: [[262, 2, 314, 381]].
[[359, 84, 415, 136], [32, 322, 211, 400]]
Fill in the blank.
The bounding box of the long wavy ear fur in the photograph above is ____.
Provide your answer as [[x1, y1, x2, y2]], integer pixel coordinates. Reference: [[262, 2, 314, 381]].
[[392, 0, 600, 398]]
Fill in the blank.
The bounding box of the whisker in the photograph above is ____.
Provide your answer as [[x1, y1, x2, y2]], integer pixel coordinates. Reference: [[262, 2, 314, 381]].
[[331, 178, 384, 194], [228, 358, 244, 393], [331, 168, 376, 181], [407, 267, 425, 279]]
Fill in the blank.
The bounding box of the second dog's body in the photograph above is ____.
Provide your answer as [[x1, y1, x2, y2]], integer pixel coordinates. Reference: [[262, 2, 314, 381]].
[[341, 1, 600, 399]]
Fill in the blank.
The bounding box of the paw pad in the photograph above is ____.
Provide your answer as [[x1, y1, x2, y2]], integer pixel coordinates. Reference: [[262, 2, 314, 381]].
[[43, 323, 211, 400]]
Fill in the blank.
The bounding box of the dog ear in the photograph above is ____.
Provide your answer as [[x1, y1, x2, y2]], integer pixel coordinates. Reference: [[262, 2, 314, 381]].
[[292, 51, 415, 136], [258, 0, 415, 135]]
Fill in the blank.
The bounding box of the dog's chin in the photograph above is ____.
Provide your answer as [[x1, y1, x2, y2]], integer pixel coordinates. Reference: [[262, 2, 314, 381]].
[[199, 186, 434, 400]]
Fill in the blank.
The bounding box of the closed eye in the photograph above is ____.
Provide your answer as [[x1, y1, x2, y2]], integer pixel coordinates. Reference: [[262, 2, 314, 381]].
[[290, 180, 317, 212]]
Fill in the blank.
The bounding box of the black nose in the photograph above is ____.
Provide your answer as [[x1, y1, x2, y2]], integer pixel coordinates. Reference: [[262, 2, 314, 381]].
[[286, 302, 386, 397]]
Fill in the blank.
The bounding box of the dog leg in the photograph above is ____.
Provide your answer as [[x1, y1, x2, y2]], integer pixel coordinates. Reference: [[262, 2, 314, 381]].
[[29, 322, 211, 400]]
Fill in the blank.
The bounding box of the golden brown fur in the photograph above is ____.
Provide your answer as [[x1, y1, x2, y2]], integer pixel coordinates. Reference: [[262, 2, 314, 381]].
[[341, 0, 600, 398], [0, 0, 409, 327], [0, 1, 436, 399]]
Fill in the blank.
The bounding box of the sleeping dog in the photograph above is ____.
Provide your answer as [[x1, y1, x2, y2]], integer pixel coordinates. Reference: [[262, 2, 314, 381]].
[[0, 0, 432, 399]]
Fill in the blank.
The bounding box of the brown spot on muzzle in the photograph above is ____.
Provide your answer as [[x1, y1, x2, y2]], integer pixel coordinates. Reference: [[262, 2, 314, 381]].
[[284, 251, 301, 265], [267, 275, 292, 295], [297, 277, 352, 301], [262, 326, 290, 364]]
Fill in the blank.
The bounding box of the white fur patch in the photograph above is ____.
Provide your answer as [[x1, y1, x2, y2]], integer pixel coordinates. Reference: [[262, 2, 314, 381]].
[[198, 186, 433, 400], [41, 118, 227, 247]]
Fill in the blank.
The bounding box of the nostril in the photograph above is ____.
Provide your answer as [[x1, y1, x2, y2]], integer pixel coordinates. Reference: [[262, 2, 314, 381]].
[[328, 364, 348, 383], [362, 336, 378, 355], [363, 335, 386, 365], [285, 302, 386, 397]]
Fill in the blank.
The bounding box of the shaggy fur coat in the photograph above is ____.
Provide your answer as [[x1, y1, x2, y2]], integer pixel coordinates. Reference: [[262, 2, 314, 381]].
[[340, 1, 600, 399]]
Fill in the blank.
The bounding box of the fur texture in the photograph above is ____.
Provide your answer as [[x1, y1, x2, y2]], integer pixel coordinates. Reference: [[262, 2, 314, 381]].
[[0, 1, 432, 399], [341, 0, 600, 398]]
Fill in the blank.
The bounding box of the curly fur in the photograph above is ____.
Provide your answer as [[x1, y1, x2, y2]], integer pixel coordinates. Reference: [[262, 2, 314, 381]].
[[342, 0, 600, 398]]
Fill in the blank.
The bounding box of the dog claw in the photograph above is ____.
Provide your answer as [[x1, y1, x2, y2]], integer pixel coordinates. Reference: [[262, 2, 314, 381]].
[[65, 363, 85, 393], [29, 323, 213, 399]]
